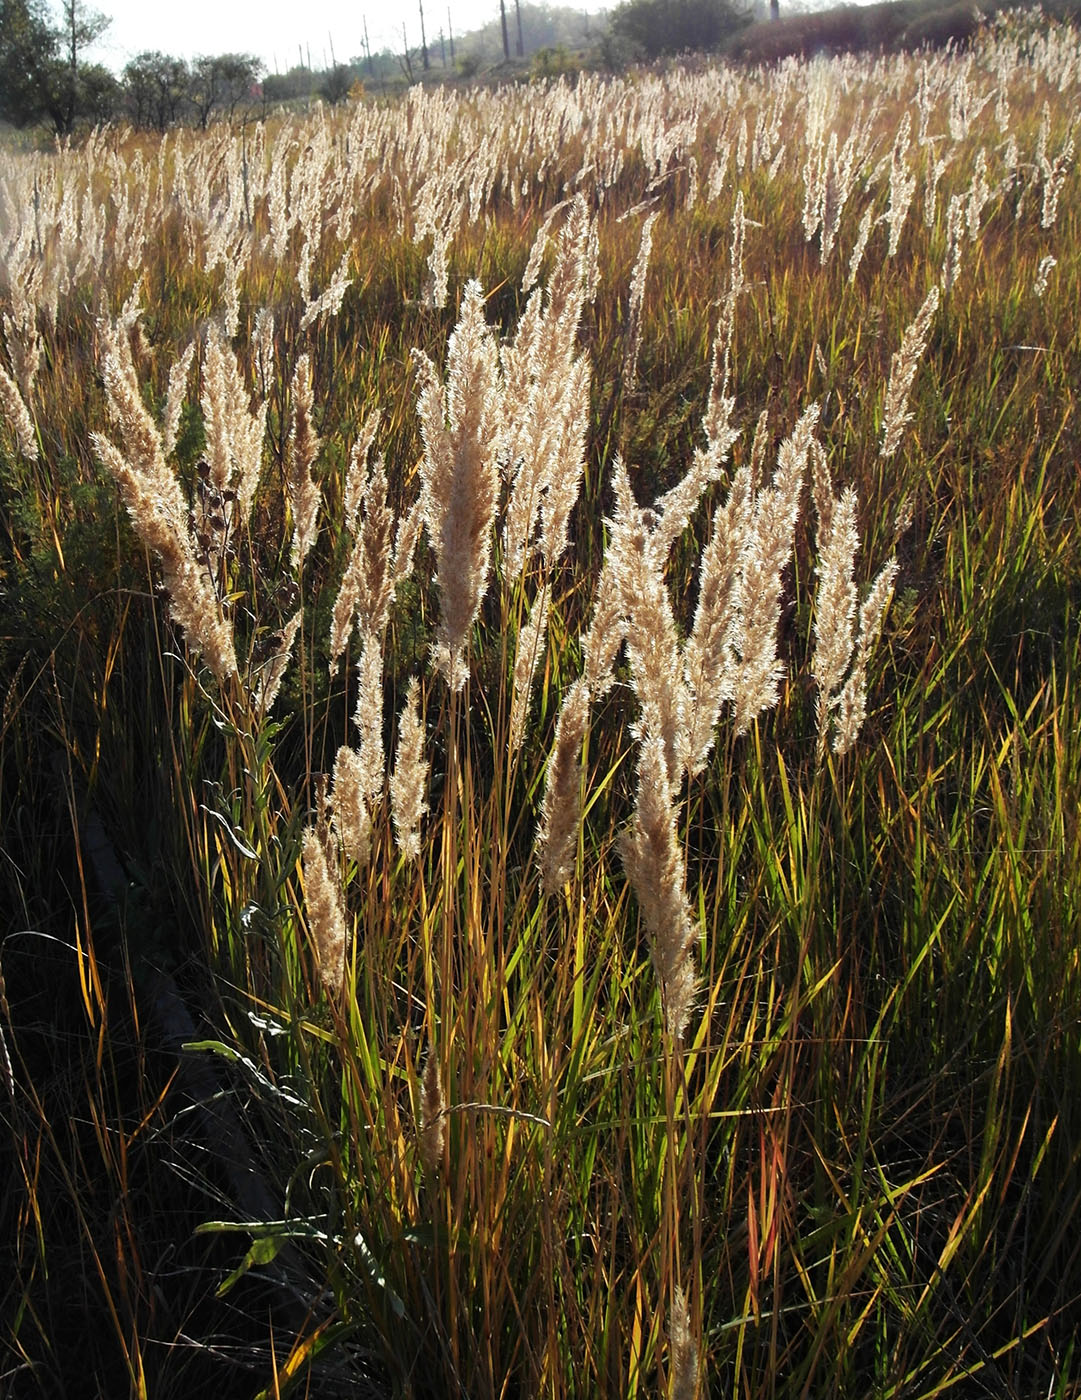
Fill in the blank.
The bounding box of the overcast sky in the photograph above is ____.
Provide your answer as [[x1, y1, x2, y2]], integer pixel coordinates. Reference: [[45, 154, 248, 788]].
[[83, 1, 612, 74]]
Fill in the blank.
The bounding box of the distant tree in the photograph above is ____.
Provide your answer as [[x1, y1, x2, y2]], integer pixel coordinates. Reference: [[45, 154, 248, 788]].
[[262, 65, 314, 104], [320, 62, 353, 104], [454, 5, 609, 68], [76, 59, 118, 123], [189, 53, 262, 127], [1, 0, 115, 131], [0, 0, 58, 127], [418, 0, 429, 70], [611, 0, 748, 57], [123, 51, 189, 131], [55, 0, 110, 132]]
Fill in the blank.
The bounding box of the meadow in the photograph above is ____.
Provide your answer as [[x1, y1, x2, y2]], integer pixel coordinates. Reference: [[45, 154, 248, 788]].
[[2, 13, 1081, 1396]]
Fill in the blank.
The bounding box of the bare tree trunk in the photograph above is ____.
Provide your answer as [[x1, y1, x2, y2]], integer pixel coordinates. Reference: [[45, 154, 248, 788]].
[[65, 0, 77, 134], [400, 23, 415, 81], [499, 0, 511, 61], [448, 8, 456, 61], [419, 0, 430, 70], [770, 0, 780, 19], [514, 0, 525, 57]]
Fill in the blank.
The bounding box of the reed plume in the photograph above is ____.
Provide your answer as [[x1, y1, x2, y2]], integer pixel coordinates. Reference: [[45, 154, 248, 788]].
[[287, 354, 321, 569], [161, 340, 196, 459], [536, 677, 590, 896], [501, 196, 595, 579], [608, 459, 689, 791], [581, 560, 626, 699], [331, 744, 372, 870], [415, 280, 504, 690], [731, 405, 817, 736], [200, 324, 267, 522], [0, 361, 38, 461], [880, 286, 940, 459], [390, 677, 428, 861], [810, 437, 899, 755], [682, 475, 746, 776], [831, 559, 898, 756], [252, 610, 302, 715], [509, 579, 551, 758], [811, 465, 859, 757], [302, 823, 348, 995], [93, 324, 237, 687], [330, 442, 395, 668], [668, 1286, 699, 1400], [623, 210, 658, 387], [352, 630, 386, 804], [620, 727, 697, 1040], [343, 411, 382, 530], [391, 497, 423, 586], [418, 1042, 446, 1177], [1034, 255, 1057, 297]]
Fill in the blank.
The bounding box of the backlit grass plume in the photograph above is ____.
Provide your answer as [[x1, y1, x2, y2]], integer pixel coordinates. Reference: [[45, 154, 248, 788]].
[[92, 320, 239, 688], [414, 280, 503, 691]]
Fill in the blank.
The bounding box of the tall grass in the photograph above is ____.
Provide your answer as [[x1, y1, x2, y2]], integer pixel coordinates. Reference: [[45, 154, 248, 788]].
[[2, 13, 1081, 1395]]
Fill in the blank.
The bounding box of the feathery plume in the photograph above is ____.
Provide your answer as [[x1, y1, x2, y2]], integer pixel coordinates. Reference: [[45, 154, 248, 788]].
[[302, 824, 348, 995], [418, 1043, 446, 1177], [509, 579, 551, 757], [252, 610, 302, 715], [94, 326, 237, 686], [331, 745, 372, 870], [812, 483, 860, 757], [502, 197, 595, 579], [353, 631, 385, 806], [749, 409, 770, 495], [344, 411, 382, 530], [623, 210, 658, 387], [731, 405, 817, 736], [520, 197, 572, 293], [330, 449, 395, 667], [300, 248, 352, 330], [848, 205, 874, 285], [831, 559, 898, 756], [608, 460, 689, 790], [536, 677, 590, 896], [253, 307, 275, 396], [581, 558, 626, 699], [880, 286, 939, 460], [415, 281, 503, 690], [669, 1287, 699, 1400], [886, 111, 914, 257], [683, 483, 744, 776], [1033, 254, 1057, 298], [287, 354, 321, 569], [0, 361, 38, 461], [621, 727, 697, 1040], [161, 340, 196, 459], [390, 677, 428, 861], [941, 194, 965, 293], [392, 495, 424, 585]]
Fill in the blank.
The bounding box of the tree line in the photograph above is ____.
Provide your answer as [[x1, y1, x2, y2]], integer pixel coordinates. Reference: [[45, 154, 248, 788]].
[[1, 0, 757, 137], [0, 0, 268, 133]]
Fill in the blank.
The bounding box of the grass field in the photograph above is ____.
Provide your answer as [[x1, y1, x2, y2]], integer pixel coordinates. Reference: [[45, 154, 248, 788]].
[[2, 11, 1081, 1396]]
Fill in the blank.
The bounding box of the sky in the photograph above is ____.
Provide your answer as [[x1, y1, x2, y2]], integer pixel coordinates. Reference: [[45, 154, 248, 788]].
[[83, 0, 612, 75]]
